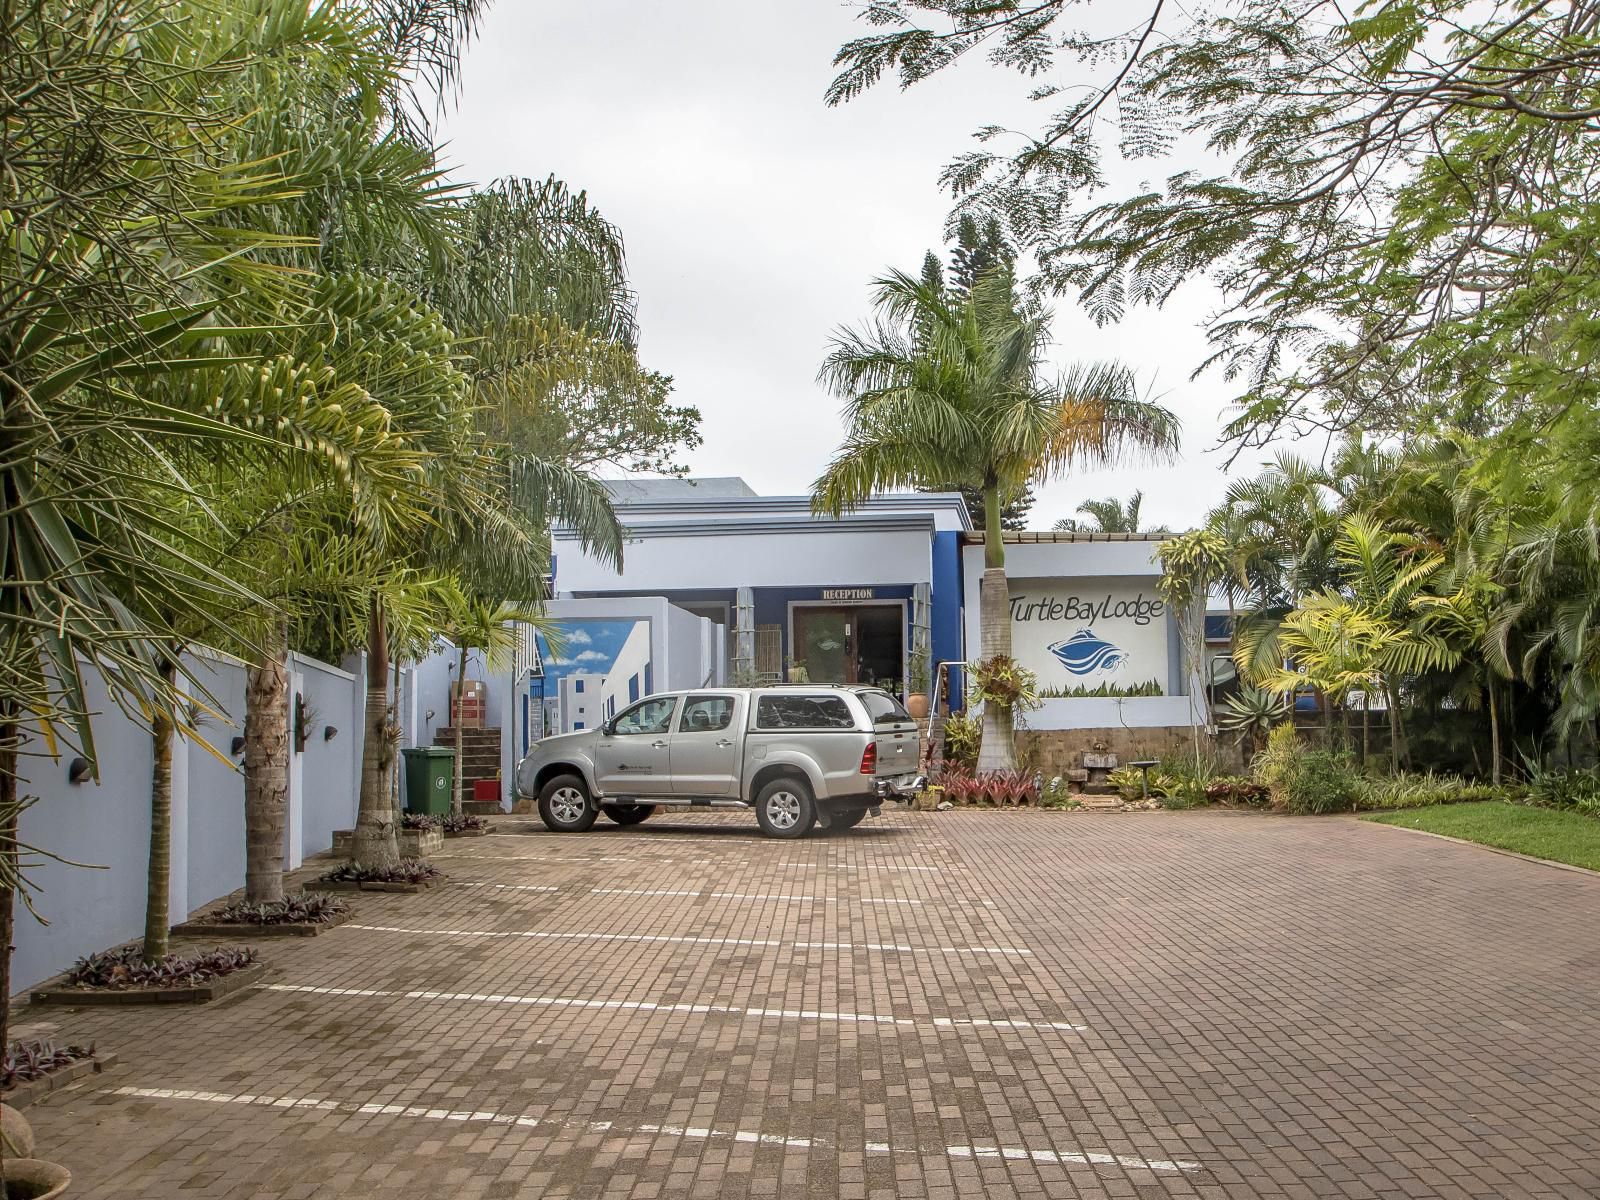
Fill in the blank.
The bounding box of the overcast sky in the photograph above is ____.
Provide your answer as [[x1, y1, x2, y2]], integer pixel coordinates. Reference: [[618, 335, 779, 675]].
[[440, 2, 1268, 532]]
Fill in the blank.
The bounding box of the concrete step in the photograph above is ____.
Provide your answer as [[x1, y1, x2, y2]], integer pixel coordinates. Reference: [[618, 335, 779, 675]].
[[463, 798, 502, 816], [1079, 794, 1123, 811]]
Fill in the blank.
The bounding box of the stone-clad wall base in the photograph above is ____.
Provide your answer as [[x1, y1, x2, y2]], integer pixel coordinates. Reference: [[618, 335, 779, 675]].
[[1019, 727, 1245, 776]]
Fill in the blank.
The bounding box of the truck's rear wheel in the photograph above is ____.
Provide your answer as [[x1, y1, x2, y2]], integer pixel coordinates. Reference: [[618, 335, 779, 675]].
[[754, 777, 816, 839], [538, 774, 598, 832], [604, 804, 652, 826]]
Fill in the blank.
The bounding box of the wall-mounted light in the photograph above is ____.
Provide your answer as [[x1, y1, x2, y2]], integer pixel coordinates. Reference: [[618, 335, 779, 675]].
[[424, 709, 436, 722], [323, 725, 338, 742], [67, 757, 93, 785], [230, 735, 246, 758]]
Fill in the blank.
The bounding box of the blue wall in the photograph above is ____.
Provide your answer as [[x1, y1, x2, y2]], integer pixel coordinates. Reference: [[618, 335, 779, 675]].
[[931, 531, 965, 708]]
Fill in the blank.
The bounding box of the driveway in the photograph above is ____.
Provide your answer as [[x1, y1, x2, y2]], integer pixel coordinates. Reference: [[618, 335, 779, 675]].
[[18, 810, 1600, 1198]]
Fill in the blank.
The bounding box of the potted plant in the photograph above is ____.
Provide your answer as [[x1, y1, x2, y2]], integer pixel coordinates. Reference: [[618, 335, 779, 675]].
[[905, 650, 931, 719], [785, 658, 809, 684]]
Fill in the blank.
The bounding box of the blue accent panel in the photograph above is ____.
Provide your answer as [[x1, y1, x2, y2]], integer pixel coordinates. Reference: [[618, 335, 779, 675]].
[[931, 531, 964, 709], [628, 674, 640, 703], [644, 662, 653, 696]]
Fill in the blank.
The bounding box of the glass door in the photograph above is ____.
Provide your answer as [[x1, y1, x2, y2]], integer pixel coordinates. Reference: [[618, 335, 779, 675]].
[[794, 607, 854, 684]]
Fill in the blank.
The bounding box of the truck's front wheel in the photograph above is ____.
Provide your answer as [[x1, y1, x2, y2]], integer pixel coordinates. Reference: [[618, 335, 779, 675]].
[[538, 774, 598, 833], [754, 777, 816, 839]]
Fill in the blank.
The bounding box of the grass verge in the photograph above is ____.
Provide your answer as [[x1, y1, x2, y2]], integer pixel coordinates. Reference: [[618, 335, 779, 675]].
[[1364, 801, 1600, 872]]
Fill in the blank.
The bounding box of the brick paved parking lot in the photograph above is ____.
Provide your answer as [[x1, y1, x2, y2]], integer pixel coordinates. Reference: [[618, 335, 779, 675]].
[[17, 810, 1600, 1198]]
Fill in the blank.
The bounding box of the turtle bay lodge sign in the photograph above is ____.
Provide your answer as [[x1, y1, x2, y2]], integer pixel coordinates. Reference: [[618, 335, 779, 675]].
[[1008, 584, 1169, 683]]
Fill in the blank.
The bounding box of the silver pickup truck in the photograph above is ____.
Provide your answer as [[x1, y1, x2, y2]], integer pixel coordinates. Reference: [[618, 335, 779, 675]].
[[515, 686, 925, 839]]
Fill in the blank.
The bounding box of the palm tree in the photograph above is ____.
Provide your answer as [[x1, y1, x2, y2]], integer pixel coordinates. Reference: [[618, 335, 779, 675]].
[[1055, 490, 1163, 533], [0, 0, 410, 1020], [438, 595, 550, 814], [813, 264, 1180, 770]]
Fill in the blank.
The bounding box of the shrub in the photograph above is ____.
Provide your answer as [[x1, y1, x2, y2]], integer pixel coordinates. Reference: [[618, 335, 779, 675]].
[[940, 710, 981, 769], [1354, 771, 1504, 811], [1278, 750, 1361, 814], [1525, 763, 1600, 811], [1038, 776, 1080, 809], [1156, 777, 1208, 809], [213, 893, 349, 926], [440, 812, 489, 832], [400, 812, 441, 831], [942, 766, 1039, 807], [1205, 775, 1270, 807], [1251, 722, 1303, 807], [68, 946, 257, 990], [1106, 765, 1148, 801], [3, 1040, 95, 1089], [320, 858, 442, 885]]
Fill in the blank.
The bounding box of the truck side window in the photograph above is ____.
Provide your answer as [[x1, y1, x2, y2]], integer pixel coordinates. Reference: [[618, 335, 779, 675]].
[[679, 696, 734, 733], [612, 697, 676, 736], [755, 695, 855, 729]]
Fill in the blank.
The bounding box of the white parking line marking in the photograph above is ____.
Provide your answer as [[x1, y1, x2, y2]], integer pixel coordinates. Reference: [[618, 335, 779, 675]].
[[342, 924, 1032, 957], [590, 888, 702, 897], [457, 882, 562, 893], [263, 983, 1087, 1033], [109, 1087, 1197, 1172]]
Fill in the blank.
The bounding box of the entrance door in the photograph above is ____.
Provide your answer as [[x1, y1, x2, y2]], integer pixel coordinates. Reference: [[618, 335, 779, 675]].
[[794, 607, 854, 684], [592, 695, 679, 796], [792, 604, 906, 689]]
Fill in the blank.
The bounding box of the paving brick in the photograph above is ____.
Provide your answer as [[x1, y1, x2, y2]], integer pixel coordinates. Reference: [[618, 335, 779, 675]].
[[12, 809, 1599, 1197]]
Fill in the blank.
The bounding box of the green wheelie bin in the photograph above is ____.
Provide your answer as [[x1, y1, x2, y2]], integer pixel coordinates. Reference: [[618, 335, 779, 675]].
[[402, 746, 455, 815]]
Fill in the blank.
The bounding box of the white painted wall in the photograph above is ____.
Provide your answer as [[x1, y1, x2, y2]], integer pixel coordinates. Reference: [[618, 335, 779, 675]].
[[960, 539, 1207, 731], [557, 525, 934, 594], [13, 647, 365, 993]]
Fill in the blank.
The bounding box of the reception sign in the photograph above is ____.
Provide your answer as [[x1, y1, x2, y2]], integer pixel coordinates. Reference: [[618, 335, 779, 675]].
[[1007, 578, 1170, 688]]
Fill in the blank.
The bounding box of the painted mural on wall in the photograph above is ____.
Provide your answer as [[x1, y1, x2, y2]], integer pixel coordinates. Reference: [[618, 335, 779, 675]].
[[1008, 578, 1168, 688], [534, 619, 652, 735]]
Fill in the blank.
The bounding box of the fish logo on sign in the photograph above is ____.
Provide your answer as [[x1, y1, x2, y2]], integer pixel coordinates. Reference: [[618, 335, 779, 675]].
[[1049, 629, 1126, 676]]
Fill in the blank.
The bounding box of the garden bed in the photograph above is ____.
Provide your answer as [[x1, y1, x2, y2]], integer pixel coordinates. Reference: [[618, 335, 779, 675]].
[[172, 893, 352, 938], [31, 947, 265, 1007], [332, 827, 443, 857], [1, 1042, 118, 1109], [310, 859, 445, 894]]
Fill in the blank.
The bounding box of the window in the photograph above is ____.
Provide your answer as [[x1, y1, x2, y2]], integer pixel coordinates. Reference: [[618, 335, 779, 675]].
[[628, 673, 640, 703], [679, 696, 735, 733], [755, 694, 855, 730], [574, 679, 585, 694], [611, 696, 677, 736], [858, 690, 911, 726], [574, 721, 585, 730]]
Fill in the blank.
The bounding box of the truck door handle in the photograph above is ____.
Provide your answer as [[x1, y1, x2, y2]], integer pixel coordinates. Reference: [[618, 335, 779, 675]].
[[716, 738, 734, 747], [651, 739, 668, 748]]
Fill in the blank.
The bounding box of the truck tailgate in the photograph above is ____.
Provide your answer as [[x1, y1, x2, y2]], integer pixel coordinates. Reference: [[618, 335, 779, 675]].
[[874, 720, 919, 776]]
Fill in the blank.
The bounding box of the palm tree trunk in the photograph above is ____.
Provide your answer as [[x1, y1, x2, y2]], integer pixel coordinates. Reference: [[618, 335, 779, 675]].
[[453, 644, 467, 816], [353, 596, 400, 867], [1385, 679, 1405, 772], [1488, 680, 1502, 785], [975, 481, 1017, 773], [144, 651, 179, 960], [0, 708, 18, 1051], [244, 617, 290, 904]]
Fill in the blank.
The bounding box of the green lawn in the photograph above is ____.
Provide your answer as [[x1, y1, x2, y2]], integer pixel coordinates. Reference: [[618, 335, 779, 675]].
[[1365, 802, 1600, 872]]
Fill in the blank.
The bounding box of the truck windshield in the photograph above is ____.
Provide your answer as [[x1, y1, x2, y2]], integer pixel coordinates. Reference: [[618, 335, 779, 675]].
[[858, 690, 911, 725]]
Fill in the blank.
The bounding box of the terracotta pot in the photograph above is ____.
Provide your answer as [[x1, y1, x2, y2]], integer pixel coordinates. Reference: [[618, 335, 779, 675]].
[[0, 1102, 35, 1157], [0, 1158, 70, 1199], [905, 694, 929, 720]]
